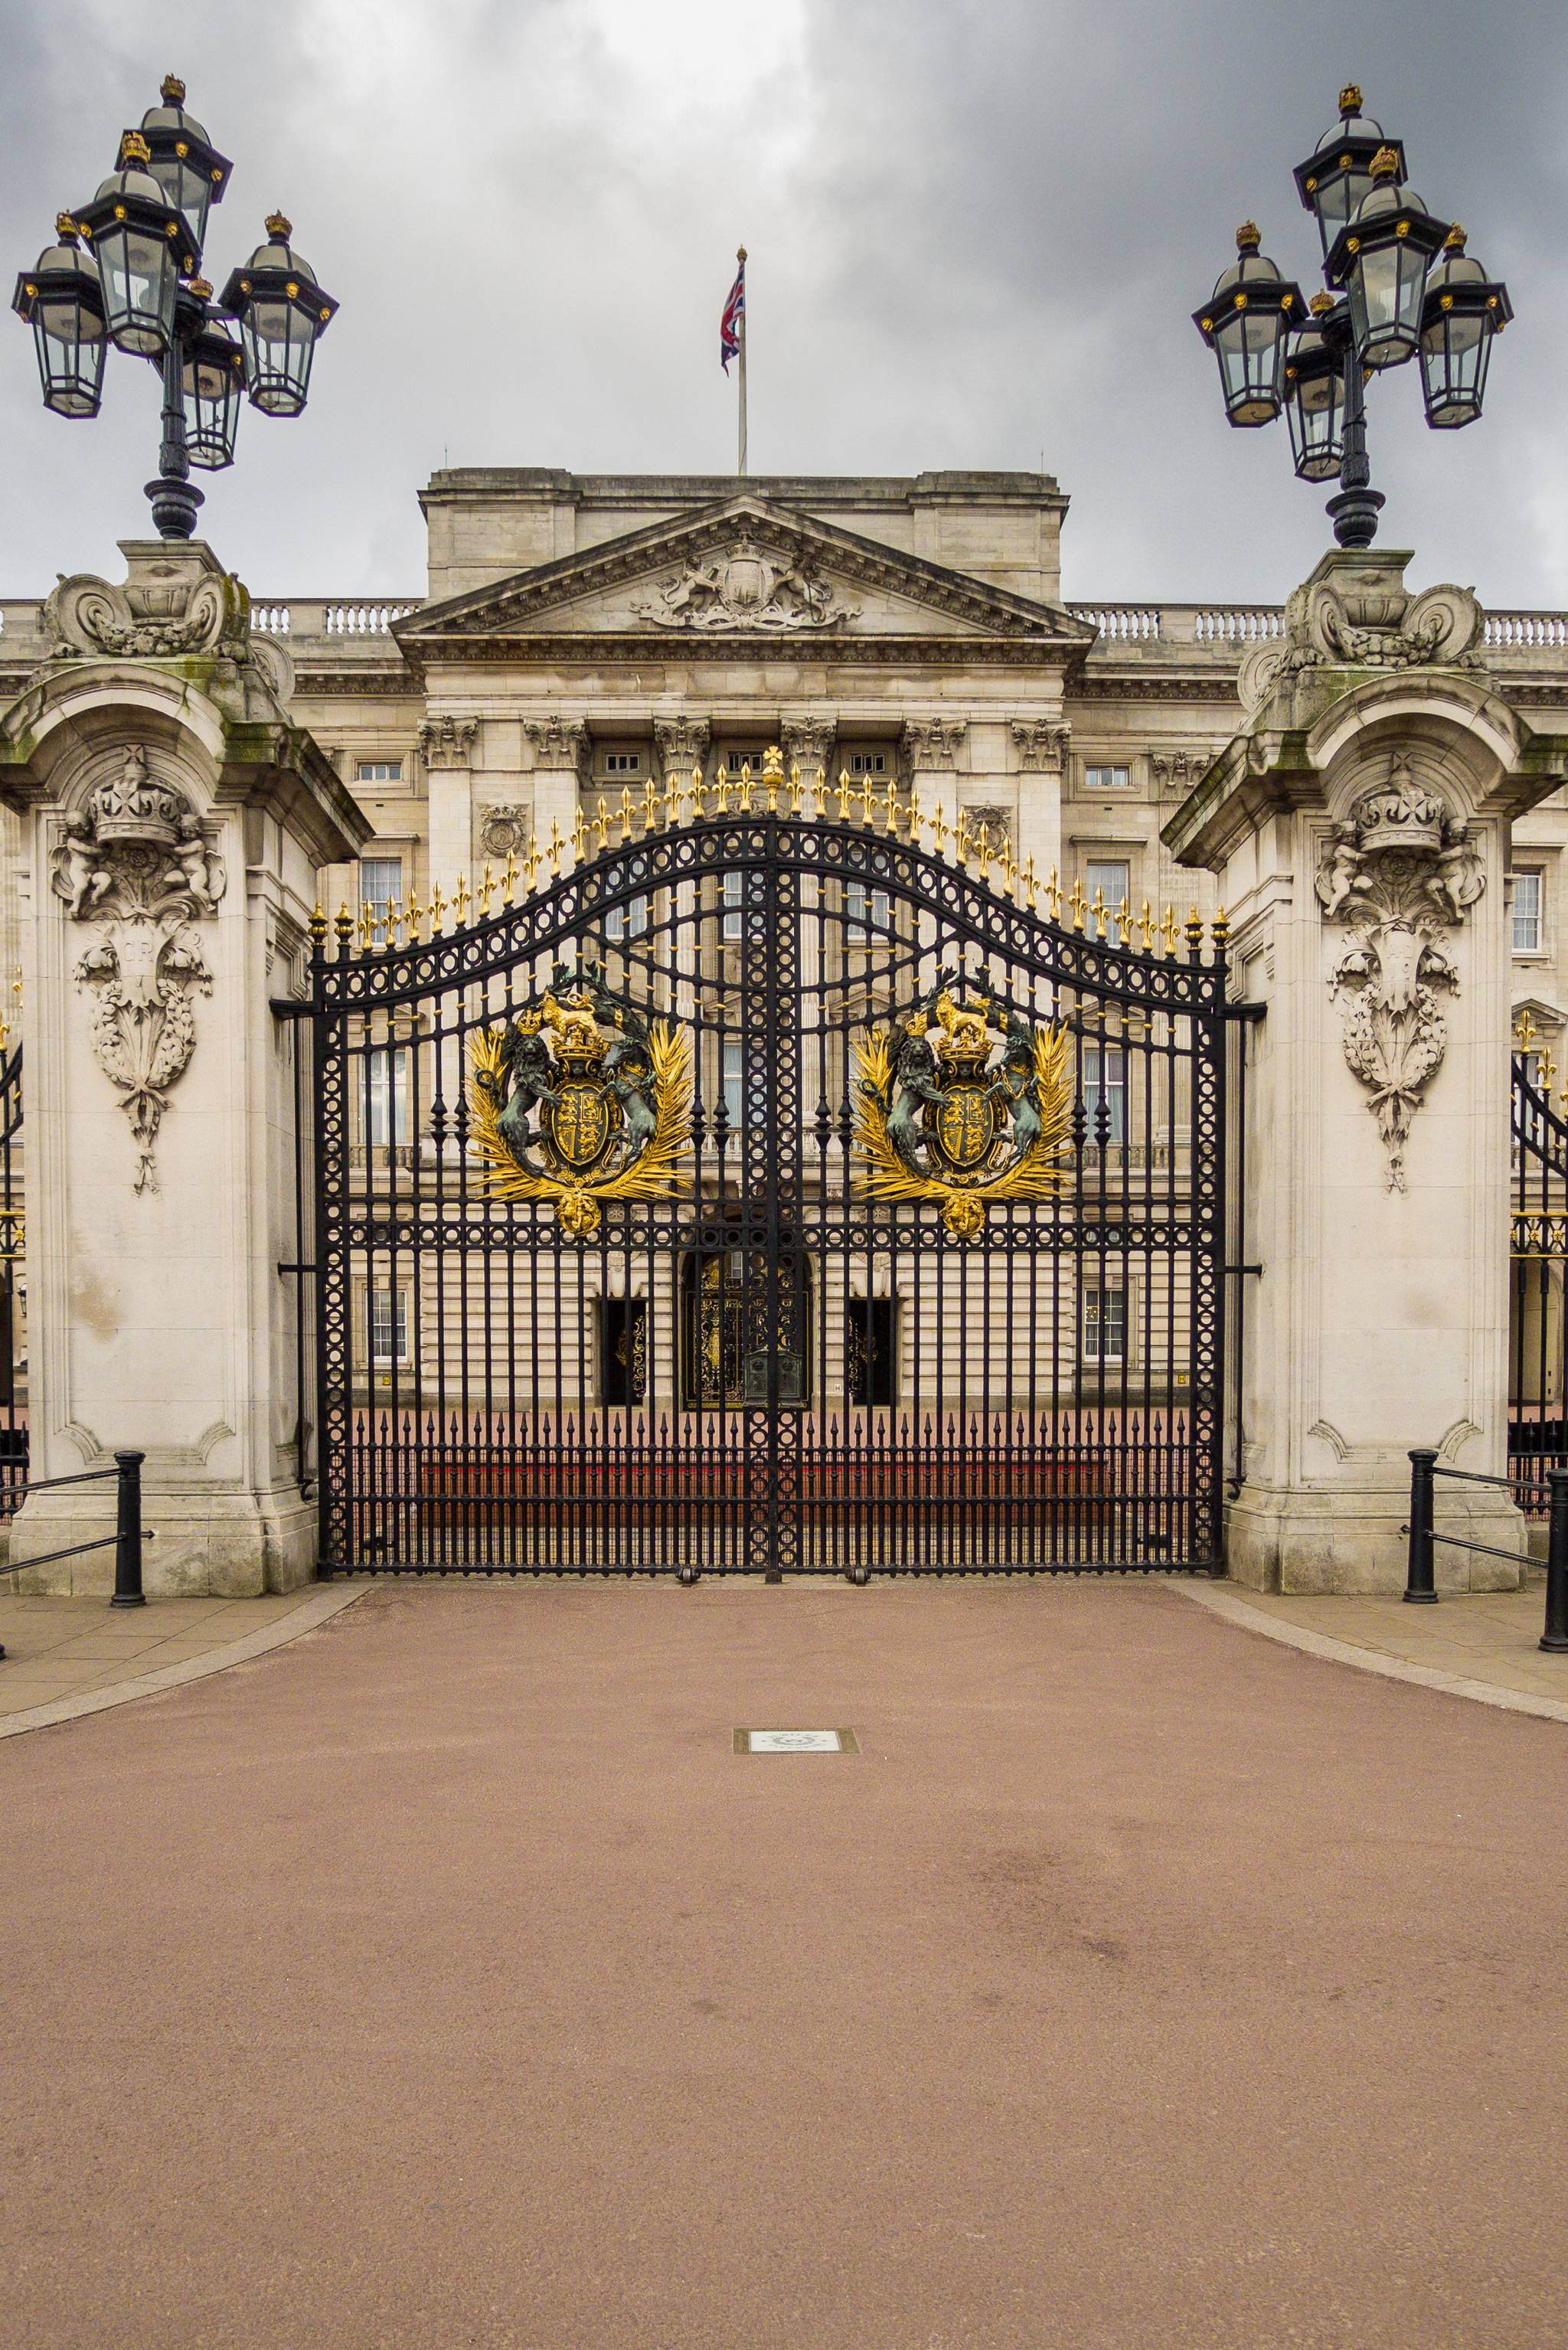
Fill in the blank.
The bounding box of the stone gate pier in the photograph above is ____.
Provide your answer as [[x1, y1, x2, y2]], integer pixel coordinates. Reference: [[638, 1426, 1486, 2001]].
[[1167, 550, 1568, 1593], [0, 539, 368, 1594]]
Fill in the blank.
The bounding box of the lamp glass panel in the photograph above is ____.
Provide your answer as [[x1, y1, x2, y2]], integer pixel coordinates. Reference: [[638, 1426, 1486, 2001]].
[[1287, 360, 1345, 480], [1421, 309, 1490, 428], [1217, 307, 1280, 424], [242, 294, 318, 416], [33, 293, 106, 417], [146, 155, 212, 254], [97, 225, 176, 354]]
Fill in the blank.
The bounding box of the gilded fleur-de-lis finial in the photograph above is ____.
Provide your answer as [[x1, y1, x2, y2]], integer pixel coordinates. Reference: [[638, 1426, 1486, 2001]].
[[1091, 885, 1107, 939], [788, 762, 805, 816], [642, 776, 658, 832], [1138, 897, 1155, 953], [479, 862, 496, 918], [1069, 878, 1087, 931], [1046, 867, 1062, 921], [812, 766, 828, 819], [572, 809, 590, 862], [593, 797, 610, 849], [429, 883, 446, 936], [1021, 852, 1038, 910], [548, 818, 565, 875], [524, 835, 543, 891], [406, 888, 424, 941], [619, 784, 635, 842], [836, 768, 854, 822], [1517, 1007, 1537, 1053], [1161, 904, 1180, 956], [929, 806, 950, 857], [453, 873, 472, 927], [502, 850, 519, 903], [907, 782, 924, 840], [359, 901, 375, 951]]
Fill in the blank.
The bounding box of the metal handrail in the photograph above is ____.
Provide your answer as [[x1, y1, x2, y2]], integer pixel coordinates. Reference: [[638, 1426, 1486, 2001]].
[[0, 1451, 145, 1632], [1405, 1446, 1568, 1652]]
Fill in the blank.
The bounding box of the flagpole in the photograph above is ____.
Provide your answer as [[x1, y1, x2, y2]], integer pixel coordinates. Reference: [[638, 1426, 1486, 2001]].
[[736, 246, 747, 476]]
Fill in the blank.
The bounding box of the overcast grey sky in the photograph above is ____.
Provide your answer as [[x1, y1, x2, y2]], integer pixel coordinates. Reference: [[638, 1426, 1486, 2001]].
[[2, 0, 1564, 606]]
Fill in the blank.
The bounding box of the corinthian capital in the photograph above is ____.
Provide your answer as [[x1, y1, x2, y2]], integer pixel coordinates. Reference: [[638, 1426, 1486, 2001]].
[[523, 717, 591, 781], [417, 714, 479, 770], [902, 717, 967, 769], [1010, 720, 1071, 773], [652, 715, 712, 775], [780, 714, 838, 766]]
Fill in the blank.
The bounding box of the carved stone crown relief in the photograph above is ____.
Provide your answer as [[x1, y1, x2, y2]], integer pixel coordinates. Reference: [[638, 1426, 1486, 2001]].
[[1315, 754, 1485, 1192], [51, 744, 226, 1195], [477, 803, 532, 861], [632, 539, 858, 632]]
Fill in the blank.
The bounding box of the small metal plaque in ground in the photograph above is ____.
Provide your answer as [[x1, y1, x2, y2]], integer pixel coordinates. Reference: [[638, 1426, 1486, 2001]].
[[733, 1728, 860, 1754]]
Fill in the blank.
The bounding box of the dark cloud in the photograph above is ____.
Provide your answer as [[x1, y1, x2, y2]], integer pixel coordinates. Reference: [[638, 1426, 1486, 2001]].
[[0, 0, 1562, 605]]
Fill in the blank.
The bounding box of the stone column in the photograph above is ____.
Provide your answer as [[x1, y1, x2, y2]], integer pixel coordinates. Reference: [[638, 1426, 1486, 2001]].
[[653, 714, 712, 802], [780, 715, 838, 794], [1010, 720, 1070, 900], [524, 717, 590, 859], [1165, 549, 1568, 1592], [417, 714, 479, 910], [0, 540, 370, 1594], [902, 718, 968, 845]]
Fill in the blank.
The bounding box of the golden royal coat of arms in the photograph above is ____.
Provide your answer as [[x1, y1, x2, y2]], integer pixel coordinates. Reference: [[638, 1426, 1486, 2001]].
[[469, 966, 691, 1239], [852, 974, 1073, 1237]]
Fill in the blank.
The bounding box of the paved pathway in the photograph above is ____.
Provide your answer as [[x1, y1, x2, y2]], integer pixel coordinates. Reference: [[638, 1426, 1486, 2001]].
[[3, 1577, 1566, 2349]]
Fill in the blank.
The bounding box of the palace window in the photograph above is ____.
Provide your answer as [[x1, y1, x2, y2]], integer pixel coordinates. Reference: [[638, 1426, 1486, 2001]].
[[359, 856, 402, 945], [1081, 1280, 1126, 1369], [720, 747, 769, 790], [847, 1297, 897, 1407], [364, 1046, 410, 1149], [1085, 764, 1132, 792], [846, 747, 890, 777], [357, 760, 403, 784], [721, 869, 745, 943], [1082, 1042, 1126, 1145], [720, 1039, 746, 1132], [1512, 871, 1544, 954], [844, 881, 892, 945], [1085, 858, 1131, 920], [602, 750, 642, 776], [368, 1281, 410, 1365]]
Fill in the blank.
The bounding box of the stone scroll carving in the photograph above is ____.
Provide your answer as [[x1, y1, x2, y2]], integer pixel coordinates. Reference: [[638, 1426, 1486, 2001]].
[[1241, 554, 1485, 713], [45, 555, 250, 662], [51, 746, 226, 1195], [633, 540, 857, 632], [1315, 756, 1484, 1192]]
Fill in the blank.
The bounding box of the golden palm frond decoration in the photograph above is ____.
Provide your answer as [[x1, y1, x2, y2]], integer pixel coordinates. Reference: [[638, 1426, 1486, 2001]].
[[468, 1018, 691, 1240], [851, 1022, 1073, 1237]]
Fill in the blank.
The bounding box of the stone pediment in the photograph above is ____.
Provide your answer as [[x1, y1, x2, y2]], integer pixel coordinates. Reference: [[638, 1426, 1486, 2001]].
[[397, 495, 1091, 650]]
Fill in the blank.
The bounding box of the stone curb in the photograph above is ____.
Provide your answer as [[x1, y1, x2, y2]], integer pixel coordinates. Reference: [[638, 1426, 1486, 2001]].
[[1170, 1577, 1568, 1726], [0, 1583, 368, 1740]]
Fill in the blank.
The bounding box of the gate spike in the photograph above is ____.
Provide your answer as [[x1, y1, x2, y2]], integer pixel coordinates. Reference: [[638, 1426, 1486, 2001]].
[[737, 762, 753, 813], [548, 818, 565, 875], [593, 799, 610, 850], [788, 761, 804, 815], [812, 766, 828, 819], [1161, 904, 1180, 956], [429, 883, 446, 936], [452, 873, 471, 927], [836, 768, 854, 822]]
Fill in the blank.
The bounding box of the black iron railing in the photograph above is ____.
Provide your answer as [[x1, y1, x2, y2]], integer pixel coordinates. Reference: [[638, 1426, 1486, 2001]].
[[1405, 1446, 1566, 1655], [0, 1451, 144, 1656]]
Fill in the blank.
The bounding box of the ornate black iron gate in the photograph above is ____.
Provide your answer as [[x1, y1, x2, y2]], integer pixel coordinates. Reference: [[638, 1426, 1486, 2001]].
[[1511, 1024, 1568, 1512], [307, 777, 1230, 1575]]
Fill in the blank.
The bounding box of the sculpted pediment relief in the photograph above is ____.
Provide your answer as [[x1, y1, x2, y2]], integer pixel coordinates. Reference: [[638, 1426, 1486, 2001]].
[[397, 495, 1090, 649]]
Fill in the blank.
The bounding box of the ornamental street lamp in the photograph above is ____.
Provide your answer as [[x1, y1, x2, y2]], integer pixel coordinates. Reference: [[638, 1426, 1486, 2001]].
[[11, 74, 338, 541], [1194, 84, 1511, 549]]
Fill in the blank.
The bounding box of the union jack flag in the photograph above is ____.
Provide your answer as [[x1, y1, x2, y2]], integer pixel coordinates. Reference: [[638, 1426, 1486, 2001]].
[[720, 255, 745, 372]]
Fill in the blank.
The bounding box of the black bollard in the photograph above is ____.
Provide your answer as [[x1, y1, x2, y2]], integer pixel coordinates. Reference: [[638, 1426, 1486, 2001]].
[[1540, 1469, 1568, 1653], [110, 1449, 145, 1608], [1404, 1447, 1438, 1603]]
